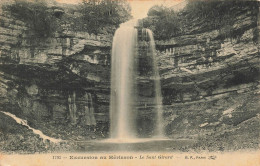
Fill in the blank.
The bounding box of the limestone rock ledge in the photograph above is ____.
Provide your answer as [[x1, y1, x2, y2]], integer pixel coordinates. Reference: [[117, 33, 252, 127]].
[[156, 6, 260, 104], [155, 4, 260, 140], [0, 4, 112, 139]]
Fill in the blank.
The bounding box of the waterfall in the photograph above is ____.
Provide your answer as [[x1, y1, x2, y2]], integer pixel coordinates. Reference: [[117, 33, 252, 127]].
[[84, 93, 96, 126], [110, 20, 138, 139], [68, 91, 77, 125], [109, 20, 164, 140], [1, 111, 62, 143], [88, 93, 96, 126], [84, 93, 91, 126], [147, 29, 164, 137]]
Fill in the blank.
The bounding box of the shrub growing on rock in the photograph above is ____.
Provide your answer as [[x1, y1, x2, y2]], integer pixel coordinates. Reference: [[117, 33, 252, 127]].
[[79, 0, 132, 34], [142, 5, 181, 40], [3, 0, 59, 38]]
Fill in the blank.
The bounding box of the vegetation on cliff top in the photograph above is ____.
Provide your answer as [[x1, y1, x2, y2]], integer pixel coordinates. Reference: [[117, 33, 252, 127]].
[[142, 5, 181, 40], [142, 0, 258, 40], [3, 0, 58, 38], [2, 0, 132, 37], [79, 0, 132, 34]]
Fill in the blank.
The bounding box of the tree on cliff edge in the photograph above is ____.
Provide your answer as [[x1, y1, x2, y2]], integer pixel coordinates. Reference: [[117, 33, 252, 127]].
[[142, 5, 181, 40], [80, 0, 132, 34]]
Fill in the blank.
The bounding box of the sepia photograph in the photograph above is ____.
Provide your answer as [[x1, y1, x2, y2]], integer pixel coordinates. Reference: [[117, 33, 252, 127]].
[[0, 0, 259, 165]]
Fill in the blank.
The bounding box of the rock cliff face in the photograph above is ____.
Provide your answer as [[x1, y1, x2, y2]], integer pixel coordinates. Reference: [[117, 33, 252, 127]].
[[0, 1, 259, 146], [0, 3, 112, 139], [155, 4, 260, 141], [157, 5, 259, 103]]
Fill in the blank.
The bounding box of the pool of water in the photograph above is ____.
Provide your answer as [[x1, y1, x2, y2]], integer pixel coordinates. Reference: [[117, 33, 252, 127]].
[[72, 138, 196, 152]]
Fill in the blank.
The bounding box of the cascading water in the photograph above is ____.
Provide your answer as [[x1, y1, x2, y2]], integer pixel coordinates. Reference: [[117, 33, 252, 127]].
[[147, 29, 164, 138], [88, 93, 96, 126], [110, 20, 138, 139], [109, 20, 165, 140]]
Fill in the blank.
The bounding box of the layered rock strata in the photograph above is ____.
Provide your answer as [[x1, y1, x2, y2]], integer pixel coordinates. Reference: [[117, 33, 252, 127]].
[[155, 4, 260, 138], [0, 3, 112, 139]]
